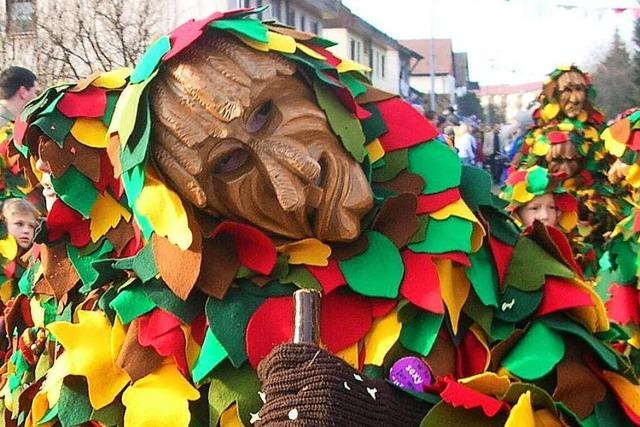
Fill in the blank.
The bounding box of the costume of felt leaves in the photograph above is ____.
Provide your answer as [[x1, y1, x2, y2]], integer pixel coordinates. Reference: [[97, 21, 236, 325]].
[[1, 8, 639, 427]]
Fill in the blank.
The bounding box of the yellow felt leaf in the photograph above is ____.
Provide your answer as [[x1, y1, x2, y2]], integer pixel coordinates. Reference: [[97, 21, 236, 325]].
[[471, 221, 486, 252], [430, 199, 478, 222], [0, 234, 17, 260], [31, 391, 54, 427], [601, 370, 640, 417], [531, 140, 550, 156], [47, 311, 130, 409], [220, 404, 243, 427], [92, 67, 132, 89], [108, 71, 157, 149], [459, 372, 511, 396], [239, 31, 297, 54], [363, 309, 401, 366], [89, 192, 132, 242], [541, 103, 559, 121], [435, 259, 469, 335], [30, 156, 43, 184], [584, 126, 599, 141], [602, 127, 627, 157], [557, 122, 575, 132], [277, 238, 331, 266], [182, 325, 201, 372], [577, 110, 588, 122], [505, 390, 535, 427], [70, 117, 109, 148], [335, 342, 359, 369], [122, 360, 200, 427], [566, 278, 609, 333], [0, 279, 13, 304], [296, 42, 326, 60], [558, 211, 578, 232], [136, 169, 192, 250], [336, 58, 371, 74], [512, 181, 534, 204], [534, 409, 562, 427], [628, 330, 640, 349], [627, 163, 640, 188], [366, 138, 385, 163], [30, 297, 45, 328], [41, 352, 70, 407]]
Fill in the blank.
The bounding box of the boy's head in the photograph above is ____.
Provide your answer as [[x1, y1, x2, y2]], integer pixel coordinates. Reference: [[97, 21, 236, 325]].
[[516, 193, 558, 227], [2, 198, 39, 249]]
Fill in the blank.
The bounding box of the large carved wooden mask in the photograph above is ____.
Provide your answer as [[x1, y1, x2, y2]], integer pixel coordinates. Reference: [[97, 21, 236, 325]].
[[149, 34, 373, 242]]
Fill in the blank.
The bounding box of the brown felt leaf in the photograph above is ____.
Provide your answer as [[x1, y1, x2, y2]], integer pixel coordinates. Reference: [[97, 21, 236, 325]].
[[116, 319, 163, 381], [105, 219, 135, 256], [68, 70, 102, 93], [356, 84, 397, 104], [378, 170, 425, 195], [371, 193, 419, 248], [331, 234, 369, 261], [33, 277, 55, 297], [40, 243, 80, 300], [152, 231, 202, 301], [528, 221, 575, 272], [266, 23, 315, 40], [5, 295, 32, 338], [552, 341, 607, 418], [39, 135, 101, 182], [196, 234, 239, 300], [423, 332, 456, 377], [489, 329, 525, 371]]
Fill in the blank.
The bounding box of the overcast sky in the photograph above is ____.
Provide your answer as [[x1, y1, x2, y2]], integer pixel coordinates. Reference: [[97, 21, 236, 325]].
[[341, 0, 638, 86]]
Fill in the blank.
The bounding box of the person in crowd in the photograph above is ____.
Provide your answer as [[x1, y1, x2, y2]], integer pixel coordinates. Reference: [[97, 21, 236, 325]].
[[0, 67, 39, 127], [454, 122, 477, 165], [1, 198, 39, 252]]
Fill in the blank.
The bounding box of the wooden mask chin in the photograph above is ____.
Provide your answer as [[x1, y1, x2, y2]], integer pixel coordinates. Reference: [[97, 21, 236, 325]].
[[148, 34, 373, 242]]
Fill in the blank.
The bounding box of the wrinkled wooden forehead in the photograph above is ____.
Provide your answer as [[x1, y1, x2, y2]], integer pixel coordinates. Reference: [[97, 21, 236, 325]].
[[556, 71, 586, 89], [150, 34, 296, 124]]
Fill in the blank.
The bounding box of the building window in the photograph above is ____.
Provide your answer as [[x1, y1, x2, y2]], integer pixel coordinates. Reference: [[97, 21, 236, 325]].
[[311, 21, 319, 34], [287, 9, 295, 26], [299, 14, 305, 32], [356, 41, 361, 62], [6, 0, 36, 34], [242, 0, 251, 8], [256, 0, 263, 19], [350, 39, 356, 61], [381, 54, 385, 78], [271, 0, 281, 21]]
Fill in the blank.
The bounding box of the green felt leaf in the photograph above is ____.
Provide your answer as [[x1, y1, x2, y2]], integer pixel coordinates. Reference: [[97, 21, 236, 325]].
[[526, 166, 549, 194], [502, 321, 564, 380], [479, 206, 520, 246], [51, 166, 99, 218], [339, 230, 403, 298], [122, 164, 145, 210], [339, 72, 367, 98], [281, 266, 322, 290], [205, 288, 266, 368], [372, 149, 408, 182], [490, 318, 515, 341], [102, 92, 119, 126], [240, 279, 294, 298], [420, 401, 505, 427], [399, 310, 443, 357], [409, 216, 473, 254], [210, 19, 268, 43], [32, 110, 74, 146], [505, 237, 574, 292], [192, 328, 228, 383], [120, 91, 151, 173], [39, 91, 65, 116], [98, 286, 118, 320], [208, 361, 261, 427], [58, 377, 93, 427], [594, 393, 636, 427], [285, 54, 342, 88], [462, 290, 493, 337], [608, 238, 637, 283], [466, 245, 498, 307], [130, 35, 171, 84], [360, 102, 387, 143], [142, 278, 204, 324], [555, 402, 587, 427], [408, 215, 429, 244], [502, 382, 557, 412], [38, 404, 59, 424], [313, 80, 367, 162], [541, 315, 618, 370], [110, 283, 156, 324], [112, 242, 157, 283], [68, 240, 114, 292], [18, 261, 37, 296], [91, 399, 124, 426], [408, 140, 461, 194], [493, 286, 542, 323], [459, 166, 493, 210]]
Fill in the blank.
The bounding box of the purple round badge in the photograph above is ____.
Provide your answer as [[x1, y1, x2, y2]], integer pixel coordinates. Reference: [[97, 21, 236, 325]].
[[389, 357, 432, 392]]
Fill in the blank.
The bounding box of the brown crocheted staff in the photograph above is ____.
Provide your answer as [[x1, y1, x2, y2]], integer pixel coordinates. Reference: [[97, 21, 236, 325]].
[[293, 289, 321, 345]]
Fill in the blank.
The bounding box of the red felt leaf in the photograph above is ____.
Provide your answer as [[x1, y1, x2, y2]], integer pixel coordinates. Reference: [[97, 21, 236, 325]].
[[580, 170, 594, 187], [57, 86, 107, 118], [376, 97, 439, 152], [306, 259, 346, 294], [370, 298, 397, 318], [605, 284, 640, 325], [633, 212, 640, 233], [190, 314, 207, 346], [211, 221, 276, 275], [543, 225, 583, 278], [506, 170, 527, 185], [46, 200, 91, 247], [537, 276, 593, 316], [488, 236, 513, 288], [629, 131, 640, 151], [554, 192, 577, 213], [400, 250, 444, 314], [12, 117, 27, 146], [95, 152, 122, 197], [456, 330, 489, 378], [440, 376, 507, 418], [137, 308, 188, 376], [3, 261, 15, 279], [246, 296, 294, 368], [547, 131, 568, 144], [416, 188, 461, 214], [119, 222, 142, 258], [329, 83, 371, 119], [305, 44, 341, 67], [320, 289, 373, 353]]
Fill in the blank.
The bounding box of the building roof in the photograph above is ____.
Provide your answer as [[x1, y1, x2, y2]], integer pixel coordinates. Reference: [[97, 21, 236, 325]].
[[400, 39, 454, 75], [476, 82, 541, 97]]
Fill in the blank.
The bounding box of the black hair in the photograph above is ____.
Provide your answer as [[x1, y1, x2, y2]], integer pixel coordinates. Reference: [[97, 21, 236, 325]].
[[0, 66, 37, 99]]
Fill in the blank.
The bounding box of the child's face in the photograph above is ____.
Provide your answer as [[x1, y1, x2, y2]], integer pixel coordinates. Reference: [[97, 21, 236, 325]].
[[517, 193, 558, 228], [7, 213, 37, 249]]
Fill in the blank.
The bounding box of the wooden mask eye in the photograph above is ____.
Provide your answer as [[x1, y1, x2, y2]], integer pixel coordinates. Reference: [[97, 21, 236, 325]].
[[246, 100, 273, 133]]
